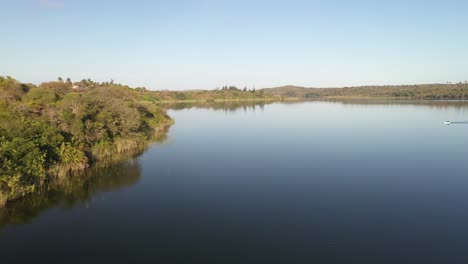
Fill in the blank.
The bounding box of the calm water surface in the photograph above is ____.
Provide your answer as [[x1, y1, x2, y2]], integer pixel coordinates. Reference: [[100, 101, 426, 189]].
[[2, 100, 468, 263]]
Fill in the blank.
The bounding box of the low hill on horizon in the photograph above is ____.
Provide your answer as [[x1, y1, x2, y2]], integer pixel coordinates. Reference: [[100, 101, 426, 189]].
[[260, 83, 468, 99]]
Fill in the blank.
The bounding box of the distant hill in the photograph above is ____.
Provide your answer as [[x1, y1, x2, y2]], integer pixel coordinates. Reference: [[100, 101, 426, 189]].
[[261, 83, 468, 100], [260, 85, 315, 98]]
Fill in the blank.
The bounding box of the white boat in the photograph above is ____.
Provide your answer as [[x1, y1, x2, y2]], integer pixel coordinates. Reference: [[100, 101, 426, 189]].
[[444, 121, 451, 125]]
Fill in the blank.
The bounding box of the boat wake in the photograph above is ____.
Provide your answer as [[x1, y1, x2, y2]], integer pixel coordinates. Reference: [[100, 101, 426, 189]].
[[445, 121, 468, 125]]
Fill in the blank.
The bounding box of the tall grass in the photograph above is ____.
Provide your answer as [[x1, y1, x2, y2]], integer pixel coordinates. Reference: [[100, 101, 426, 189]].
[[115, 138, 141, 154]]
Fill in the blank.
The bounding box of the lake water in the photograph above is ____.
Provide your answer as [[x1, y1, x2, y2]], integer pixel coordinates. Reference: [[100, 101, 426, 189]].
[[2, 100, 468, 263]]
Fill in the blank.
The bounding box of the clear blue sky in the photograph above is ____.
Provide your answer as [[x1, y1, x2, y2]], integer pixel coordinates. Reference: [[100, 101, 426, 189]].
[[2, 0, 468, 90]]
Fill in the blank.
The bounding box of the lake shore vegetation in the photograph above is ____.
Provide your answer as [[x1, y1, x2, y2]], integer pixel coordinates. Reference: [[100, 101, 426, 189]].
[[0, 76, 173, 207], [2, 76, 468, 207]]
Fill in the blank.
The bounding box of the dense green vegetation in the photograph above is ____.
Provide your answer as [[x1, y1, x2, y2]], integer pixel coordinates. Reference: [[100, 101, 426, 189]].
[[262, 83, 468, 99], [0, 76, 172, 206]]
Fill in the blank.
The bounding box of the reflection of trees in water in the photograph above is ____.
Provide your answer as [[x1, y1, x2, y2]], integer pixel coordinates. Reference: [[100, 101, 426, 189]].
[[153, 126, 171, 144], [0, 159, 141, 229], [316, 98, 468, 111], [0, 125, 170, 229], [314, 99, 468, 116], [87, 160, 141, 193], [162, 99, 468, 114], [162, 101, 272, 112]]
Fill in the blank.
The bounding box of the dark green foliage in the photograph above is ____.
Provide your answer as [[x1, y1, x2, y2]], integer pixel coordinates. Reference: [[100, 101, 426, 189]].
[[23, 87, 60, 108], [0, 113, 64, 199]]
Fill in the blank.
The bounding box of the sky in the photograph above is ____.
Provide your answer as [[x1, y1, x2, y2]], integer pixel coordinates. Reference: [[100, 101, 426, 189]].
[[1, 0, 468, 90]]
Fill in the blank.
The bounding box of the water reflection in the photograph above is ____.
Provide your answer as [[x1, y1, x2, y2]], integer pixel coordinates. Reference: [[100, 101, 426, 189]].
[[3, 100, 468, 263], [0, 159, 142, 229], [0, 125, 171, 229], [159, 100, 272, 112], [159, 99, 468, 113], [318, 98, 468, 111]]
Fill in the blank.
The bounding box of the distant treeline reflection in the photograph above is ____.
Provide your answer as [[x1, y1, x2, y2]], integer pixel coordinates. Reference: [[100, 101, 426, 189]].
[[321, 98, 468, 110], [160, 101, 273, 112], [161, 99, 468, 112]]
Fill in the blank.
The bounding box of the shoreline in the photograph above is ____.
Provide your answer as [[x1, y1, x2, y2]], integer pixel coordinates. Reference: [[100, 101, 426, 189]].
[[0, 120, 173, 208]]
